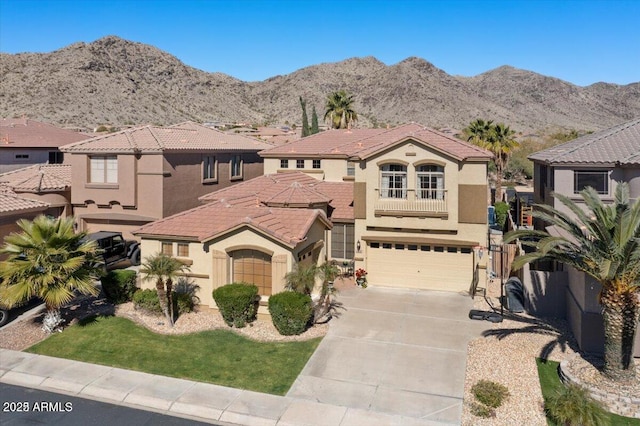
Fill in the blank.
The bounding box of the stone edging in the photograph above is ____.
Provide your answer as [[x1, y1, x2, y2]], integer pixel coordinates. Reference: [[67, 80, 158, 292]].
[[559, 356, 640, 419]]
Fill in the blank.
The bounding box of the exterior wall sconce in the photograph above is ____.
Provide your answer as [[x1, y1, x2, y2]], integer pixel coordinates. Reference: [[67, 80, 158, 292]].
[[356, 240, 361, 253]]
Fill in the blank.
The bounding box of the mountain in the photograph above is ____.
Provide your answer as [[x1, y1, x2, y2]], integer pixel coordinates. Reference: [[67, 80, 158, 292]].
[[1, 36, 638, 132]]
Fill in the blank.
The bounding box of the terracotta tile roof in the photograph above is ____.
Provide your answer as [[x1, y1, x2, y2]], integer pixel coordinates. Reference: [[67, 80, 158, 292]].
[[60, 121, 273, 154], [529, 118, 640, 165], [0, 118, 90, 148], [0, 192, 49, 215], [0, 164, 71, 192], [199, 172, 354, 220], [133, 200, 331, 247], [260, 123, 492, 161]]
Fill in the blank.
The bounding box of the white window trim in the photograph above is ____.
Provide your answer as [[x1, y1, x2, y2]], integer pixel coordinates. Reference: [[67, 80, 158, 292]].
[[89, 156, 118, 184]]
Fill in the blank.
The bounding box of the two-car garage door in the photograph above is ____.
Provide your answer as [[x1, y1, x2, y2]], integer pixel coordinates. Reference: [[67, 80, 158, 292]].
[[366, 241, 473, 292]]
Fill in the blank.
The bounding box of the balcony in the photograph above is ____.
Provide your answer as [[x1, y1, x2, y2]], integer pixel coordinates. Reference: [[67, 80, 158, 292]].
[[374, 189, 448, 217]]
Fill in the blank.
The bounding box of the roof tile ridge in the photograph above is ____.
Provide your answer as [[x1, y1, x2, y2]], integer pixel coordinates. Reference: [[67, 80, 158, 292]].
[[145, 126, 165, 150], [417, 126, 492, 155], [138, 201, 217, 230], [548, 120, 638, 161]]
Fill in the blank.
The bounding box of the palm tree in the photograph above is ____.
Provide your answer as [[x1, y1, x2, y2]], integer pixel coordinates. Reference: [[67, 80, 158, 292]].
[[140, 253, 188, 326], [324, 90, 358, 129], [464, 118, 494, 146], [0, 215, 102, 333], [284, 263, 317, 295], [314, 262, 340, 323], [504, 183, 640, 383], [486, 123, 519, 198]]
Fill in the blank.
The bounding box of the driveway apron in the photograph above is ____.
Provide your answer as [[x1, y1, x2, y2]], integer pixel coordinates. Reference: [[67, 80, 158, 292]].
[[287, 286, 490, 424]]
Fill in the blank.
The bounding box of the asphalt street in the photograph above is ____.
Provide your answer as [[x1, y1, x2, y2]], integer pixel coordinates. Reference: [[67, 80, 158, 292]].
[[0, 383, 217, 425]]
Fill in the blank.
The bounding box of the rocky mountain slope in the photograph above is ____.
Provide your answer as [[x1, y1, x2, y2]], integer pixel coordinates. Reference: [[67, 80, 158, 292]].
[[1, 36, 638, 132]]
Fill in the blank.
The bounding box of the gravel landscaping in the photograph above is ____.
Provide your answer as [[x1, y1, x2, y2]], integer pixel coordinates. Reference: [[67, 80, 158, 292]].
[[461, 288, 579, 426]]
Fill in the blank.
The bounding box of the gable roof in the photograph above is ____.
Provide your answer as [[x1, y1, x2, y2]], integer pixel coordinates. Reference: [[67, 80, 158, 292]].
[[0, 118, 90, 148], [198, 171, 354, 221], [60, 121, 273, 154], [260, 123, 493, 162], [133, 200, 331, 248], [0, 164, 71, 192], [529, 118, 640, 165]]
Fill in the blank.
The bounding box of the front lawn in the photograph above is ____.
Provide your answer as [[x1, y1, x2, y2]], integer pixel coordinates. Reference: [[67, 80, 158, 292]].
[[536, 358, 640, 426], [26, 316, 321, 395]]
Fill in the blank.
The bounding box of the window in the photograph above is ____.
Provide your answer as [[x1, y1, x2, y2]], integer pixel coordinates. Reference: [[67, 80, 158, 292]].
[[382, 243, 392, 249], [280, 159, 289, 168], [177, 243, 189, 257], [395, 244, 405, 250], [161, 242, 173, 256], [380, 164, 407, 199], [574, 170, 609, 194], [539, 165, 547, 198], [347, 162, 355, 176], [370, 242, 380, 249], [312, 159, 321, 169], [417, 165, 444, 199], [408, 245, 418, 251], [15, 154, 29, 159], [420, 245, 431, 251], [231, 155, 242, 178], [331, 223, 354, 259], [90, 156, 117, 183], [203, 155, 217, 181], [232, 249, 272, 296], [447, 247, 457, 253], [296, 159, 305, 169], [48, 151, 64, 164]]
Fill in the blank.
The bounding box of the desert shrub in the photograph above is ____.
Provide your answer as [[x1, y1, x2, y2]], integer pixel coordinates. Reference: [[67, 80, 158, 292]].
[[268, 291, 313, 336], [472, 380, 510, 408], [470, 401, 495, 418], [133, 288, 197, 316], [545, 384, 609, 426], [212, 283, 259, 328], [101, 269, 138, 304], [174, 278, 200, 314], [133, 289, 162, 314], [494, 201, 510, 228]]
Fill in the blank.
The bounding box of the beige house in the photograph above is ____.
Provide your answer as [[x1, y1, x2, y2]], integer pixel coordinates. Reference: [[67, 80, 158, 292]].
[[261, 124, 493, 293], [60, 121, 272, 239]]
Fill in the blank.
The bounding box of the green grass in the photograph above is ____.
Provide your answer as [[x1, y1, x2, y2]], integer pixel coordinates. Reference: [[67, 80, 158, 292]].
[[26, 316, 321, 395], [536, 358, 640, 426]]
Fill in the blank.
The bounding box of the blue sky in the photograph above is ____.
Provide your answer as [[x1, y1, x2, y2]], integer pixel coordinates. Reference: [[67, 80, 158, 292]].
[[1, 0, 638, 86]]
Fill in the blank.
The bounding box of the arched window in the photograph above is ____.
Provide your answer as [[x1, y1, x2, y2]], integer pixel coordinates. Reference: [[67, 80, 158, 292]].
[[380, 164, 407, 199], [416, 165, 444, 200]]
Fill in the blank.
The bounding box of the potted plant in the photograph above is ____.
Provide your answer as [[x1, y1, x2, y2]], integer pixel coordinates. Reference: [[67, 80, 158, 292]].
[[355, 268, 368, 288]]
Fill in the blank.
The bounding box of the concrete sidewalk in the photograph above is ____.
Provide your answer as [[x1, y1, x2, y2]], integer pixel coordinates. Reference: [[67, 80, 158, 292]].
[[0, 287, 488, 425]]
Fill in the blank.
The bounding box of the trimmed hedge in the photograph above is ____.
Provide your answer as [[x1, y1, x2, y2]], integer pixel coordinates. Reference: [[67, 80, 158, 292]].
[[268, 291, 313, 336], [101, 270, 138, 304], [212, 283, 259, 328]]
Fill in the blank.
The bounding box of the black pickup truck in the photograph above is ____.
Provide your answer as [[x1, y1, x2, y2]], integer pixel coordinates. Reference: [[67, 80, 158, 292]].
[[86, 231, 141, 268]]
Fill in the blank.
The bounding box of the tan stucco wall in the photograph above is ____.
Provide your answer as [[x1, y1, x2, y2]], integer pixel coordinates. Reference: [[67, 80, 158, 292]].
[[140, 220, 328, 311], [263, 157, 351, 182]]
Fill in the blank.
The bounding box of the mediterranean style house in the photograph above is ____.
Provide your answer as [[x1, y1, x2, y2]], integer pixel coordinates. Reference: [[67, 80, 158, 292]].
[[60, 121, 272, 239], [527, 117, 640, 356], [261, 123, 493, 292], [133, 123, 493, 310], [0, 118, 90, 174]]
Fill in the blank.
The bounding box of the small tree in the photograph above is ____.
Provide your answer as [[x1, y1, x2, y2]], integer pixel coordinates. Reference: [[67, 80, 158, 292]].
[[314, 262, 340, 322], [299, 96, 310, 137], [0, 216, 102, 332], [140, 253, 189, 326], [310, 105, 319, 134], [324, 90, 358, 129], [284, 263, 317, 295]]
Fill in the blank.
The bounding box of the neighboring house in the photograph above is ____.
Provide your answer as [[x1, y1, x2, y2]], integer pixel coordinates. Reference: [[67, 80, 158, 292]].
[[0, 118, 90, 174], [133, 172, 337, 308], [527, 117, 640, 356], [0, 164, 72, 220], [0, 189, 49, 251], [261, 123, 493, 293], [60, 121, 272, 239]]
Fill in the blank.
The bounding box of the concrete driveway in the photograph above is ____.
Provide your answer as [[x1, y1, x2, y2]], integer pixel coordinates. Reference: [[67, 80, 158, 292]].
[[287, 286, 489, 424]]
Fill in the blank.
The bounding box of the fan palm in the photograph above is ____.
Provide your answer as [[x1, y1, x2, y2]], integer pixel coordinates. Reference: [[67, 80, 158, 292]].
[[486, 123, 519, 197], [464, 118, 494, 146], [284, 263, 318, 295], [140, 252, 189, 326], [504, 183, 640, 383], [0, 215, 102, 332], [324, 90, 358, 129]]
